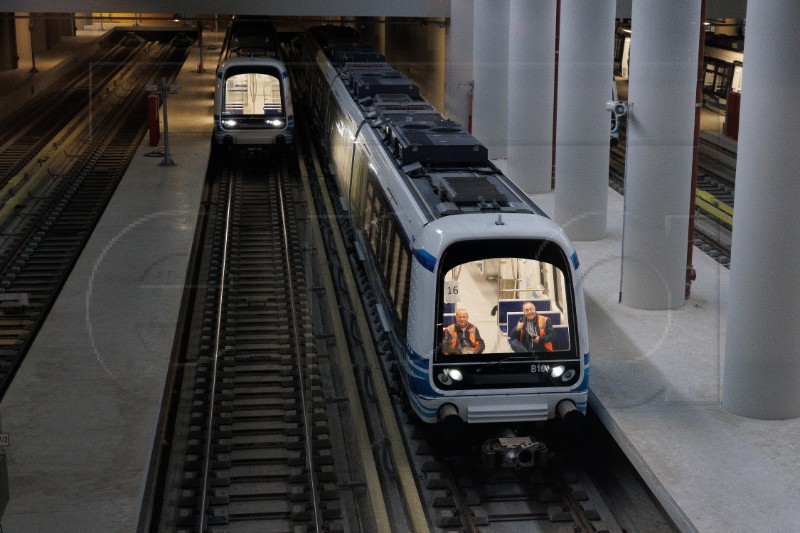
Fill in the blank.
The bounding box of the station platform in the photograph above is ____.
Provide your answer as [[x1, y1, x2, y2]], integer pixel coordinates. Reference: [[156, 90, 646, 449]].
[[1, 25, 797, 533], [524, 187, 800, 532], [0, 30, 222, 531]]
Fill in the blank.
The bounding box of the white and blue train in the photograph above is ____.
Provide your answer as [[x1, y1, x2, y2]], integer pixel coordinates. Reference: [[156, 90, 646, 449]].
[[213, 56, 294, 147], [213, 16, 294, 147], [295, 26, 589, 430]]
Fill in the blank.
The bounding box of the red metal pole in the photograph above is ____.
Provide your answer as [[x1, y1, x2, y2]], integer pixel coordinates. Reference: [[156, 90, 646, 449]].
[[467, 82, 473, 133], [148, 93, 160, 146], [686, 0, 706, 298], [197, 19, 206, 73], [551, 0, 560, 188]]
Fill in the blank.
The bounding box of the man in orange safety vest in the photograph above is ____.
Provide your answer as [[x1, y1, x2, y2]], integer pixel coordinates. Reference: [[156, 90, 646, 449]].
[[442, 307, 485, 355], [509, 302, 554, 353]]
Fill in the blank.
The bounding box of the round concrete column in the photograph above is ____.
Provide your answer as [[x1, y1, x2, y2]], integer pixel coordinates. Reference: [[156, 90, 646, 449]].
[[14, 13, 33, 69], [553, 0, 616, 240], [722, 2, 800, 420], [620, 0, 702, 309], [445, 0, 473, 128], [472, 0, 509, 159], [506, 0, 556, 194]]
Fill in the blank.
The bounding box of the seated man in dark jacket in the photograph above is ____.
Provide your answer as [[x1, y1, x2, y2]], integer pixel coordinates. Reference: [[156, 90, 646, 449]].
[[509, 302, 555, 353]]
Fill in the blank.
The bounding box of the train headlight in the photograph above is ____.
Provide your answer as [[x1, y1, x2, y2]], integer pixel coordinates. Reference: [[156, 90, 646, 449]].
[[222, 119, 238, 128], [438, 368, 463, 385], [549, 366, 576, 382], [265, 118, 285, 127]]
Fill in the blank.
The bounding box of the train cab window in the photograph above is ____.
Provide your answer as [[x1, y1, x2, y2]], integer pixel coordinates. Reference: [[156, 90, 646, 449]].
[[222, 69, 283, 118], [435, 240, 578, 365]]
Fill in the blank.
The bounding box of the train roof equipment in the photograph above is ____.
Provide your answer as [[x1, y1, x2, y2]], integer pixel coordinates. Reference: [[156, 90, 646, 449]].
[[317, 40, 545, 219]]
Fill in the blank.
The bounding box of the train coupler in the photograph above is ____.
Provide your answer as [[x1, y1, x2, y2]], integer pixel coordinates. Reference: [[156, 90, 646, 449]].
[[481, 434, 548, 469]]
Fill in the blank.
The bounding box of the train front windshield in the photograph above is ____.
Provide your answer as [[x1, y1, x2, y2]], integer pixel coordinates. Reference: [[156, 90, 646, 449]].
[[435, 240, 580, 389], [221, 67, 284, 126]]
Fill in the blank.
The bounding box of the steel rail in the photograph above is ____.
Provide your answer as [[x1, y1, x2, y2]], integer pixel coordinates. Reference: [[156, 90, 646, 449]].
[[197, 169, 234, 532], [277, 169, 324, 533]]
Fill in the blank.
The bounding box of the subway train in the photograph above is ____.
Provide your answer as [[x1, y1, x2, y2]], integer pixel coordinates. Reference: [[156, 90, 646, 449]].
[[218, 15, 280, 63], [213, 17, 294, 147], [702, 45, 743, 110], [293, 26, 590, 434]]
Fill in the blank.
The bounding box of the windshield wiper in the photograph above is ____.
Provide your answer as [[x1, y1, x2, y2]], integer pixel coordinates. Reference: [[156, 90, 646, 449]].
[[475, 354, 523, 373]]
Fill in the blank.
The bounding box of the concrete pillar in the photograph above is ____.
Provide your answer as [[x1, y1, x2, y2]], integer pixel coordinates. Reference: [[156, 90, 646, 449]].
[[722, 2, 800, 420], [620, 0, 702, 309], [472, 0, 509, 159], [444, 0, 473, 128], [76, 13, 93, 31], [0, 14, 17, 70], [14, 14, 32, 70], [553, 0, 616, 239], [506, 0, 556, 194], [376, 16, 386, 55]]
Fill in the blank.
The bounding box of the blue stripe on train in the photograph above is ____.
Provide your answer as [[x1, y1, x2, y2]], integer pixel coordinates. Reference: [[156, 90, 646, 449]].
[[413, 248, 436, 272]]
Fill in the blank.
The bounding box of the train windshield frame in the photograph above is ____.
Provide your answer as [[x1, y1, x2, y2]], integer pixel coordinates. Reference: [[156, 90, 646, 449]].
[[219, 65, 286, 125], [433, 239, 580, 390]]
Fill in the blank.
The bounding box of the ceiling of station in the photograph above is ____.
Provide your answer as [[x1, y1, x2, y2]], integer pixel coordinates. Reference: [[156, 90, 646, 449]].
[[4, 0, 449, 17], [4, 0, 747, 19]]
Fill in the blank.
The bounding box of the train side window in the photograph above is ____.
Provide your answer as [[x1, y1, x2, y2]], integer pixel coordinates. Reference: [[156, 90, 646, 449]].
[[377, 216, 391, 274], [350, 151, 370, 215], [381, 221, 395, 283], [395, 248, 411, 325], [703, 57, 733, 99], [387, 235, 401, 301], [361, 181, 375, 234], [325, 96, 337, 135], [368, 197, 383, 255]]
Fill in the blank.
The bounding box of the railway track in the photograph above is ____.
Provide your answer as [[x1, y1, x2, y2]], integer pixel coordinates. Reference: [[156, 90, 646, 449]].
[[152, 139, 414, 531], [0, 32, 192, 399], [0, 38, 150, 184], [692, 133, 736, 266], [157, 155, 338, 531]]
